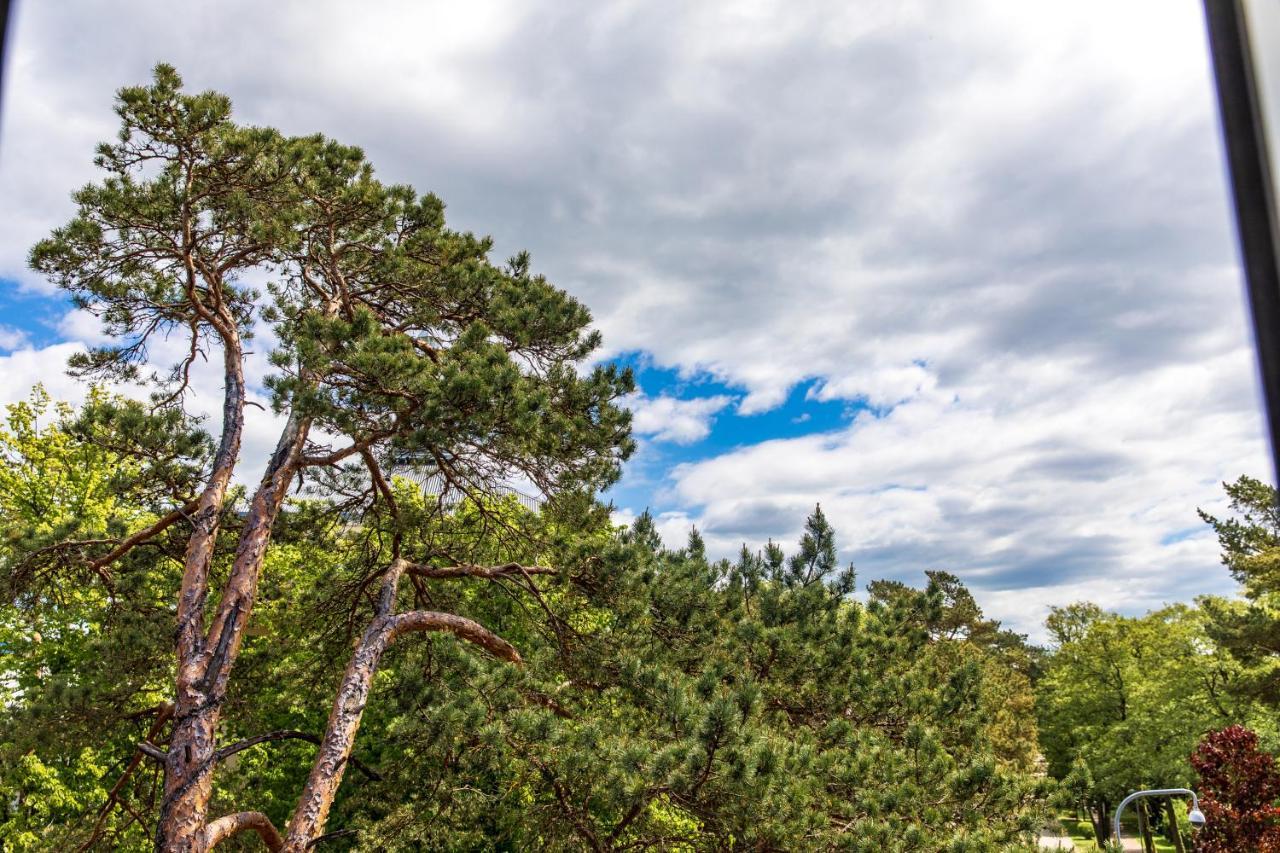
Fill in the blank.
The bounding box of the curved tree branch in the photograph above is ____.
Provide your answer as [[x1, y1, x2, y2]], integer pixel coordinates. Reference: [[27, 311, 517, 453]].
[[284, 559, 521, 849], [204, 811, 283, 851], [389, 610, 522, 663], [89, 500, 198, 573]]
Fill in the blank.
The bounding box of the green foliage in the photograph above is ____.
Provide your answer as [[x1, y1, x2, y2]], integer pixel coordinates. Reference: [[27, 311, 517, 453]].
[[0, 388, 188, 850], [344, 508, 1049, 851], [1039, 615, 1280, 843], [0, 408, 1048, 849], [1199, 476, 1280, 704], [1035, 602, 1251, 839], [4, 65, 1047, 850]]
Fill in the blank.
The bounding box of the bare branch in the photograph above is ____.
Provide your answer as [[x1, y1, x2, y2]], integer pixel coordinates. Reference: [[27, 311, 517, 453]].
[[307, 828, 358, 848], [361, 448, 401, 557], [89, 500, 198, 573], [299, 434, 382, 467], [151, 317, 202, 411], [405, 562, 556, 581], [204, 811, 284, 851], [215, 730, 382, 781]]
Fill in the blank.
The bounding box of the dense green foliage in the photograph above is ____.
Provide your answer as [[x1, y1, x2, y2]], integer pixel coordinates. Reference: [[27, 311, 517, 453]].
[[0, 390, 1049, 850], [15, 62, 1280, 853], [1034, 602, 1251, 842]]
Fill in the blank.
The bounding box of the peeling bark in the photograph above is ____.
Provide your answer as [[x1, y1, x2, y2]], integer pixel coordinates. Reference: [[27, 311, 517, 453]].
[[158, 336, 246, 852], [157, 408, 308, 852], [282, 560, 519, 850]]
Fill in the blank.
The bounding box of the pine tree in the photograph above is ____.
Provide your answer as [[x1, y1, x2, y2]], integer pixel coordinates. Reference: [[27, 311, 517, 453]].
[[1199, 476, 1280, 703], [18, 65, 633, 851]]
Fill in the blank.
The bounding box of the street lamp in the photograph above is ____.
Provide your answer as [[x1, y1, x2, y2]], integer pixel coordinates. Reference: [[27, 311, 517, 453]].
[[1112, 788, 1204, 846]]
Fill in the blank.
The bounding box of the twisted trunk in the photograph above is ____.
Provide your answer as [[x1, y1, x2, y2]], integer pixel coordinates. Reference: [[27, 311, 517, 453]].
[[156, 410, 308, 851], [156, 339, 245, 852]]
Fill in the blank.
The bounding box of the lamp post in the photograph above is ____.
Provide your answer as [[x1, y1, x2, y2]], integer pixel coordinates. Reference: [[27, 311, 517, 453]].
[[1112, 788, 1205, 848]]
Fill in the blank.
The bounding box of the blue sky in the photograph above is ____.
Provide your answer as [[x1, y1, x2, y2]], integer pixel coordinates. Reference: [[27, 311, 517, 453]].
[[606, 351, 859, 513], [0, 277, 64, 349], [1, 0, 1276, 639]]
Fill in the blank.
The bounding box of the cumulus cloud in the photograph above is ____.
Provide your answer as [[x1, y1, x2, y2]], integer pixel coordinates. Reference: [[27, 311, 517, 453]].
[[624, 391, 734, 444], [0, 0, 1271, 636], [662, 344, 1268, 638], [0, 343, 91, 406], [56, 308, 113, 345]]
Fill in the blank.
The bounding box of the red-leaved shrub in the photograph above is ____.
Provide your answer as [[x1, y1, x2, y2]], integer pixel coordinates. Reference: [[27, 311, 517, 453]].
[[1191, 726, 1280, 852]]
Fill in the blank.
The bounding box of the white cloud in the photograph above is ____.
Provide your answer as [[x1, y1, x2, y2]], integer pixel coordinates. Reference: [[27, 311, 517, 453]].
[[651, 343, 1267, 638], [0, 343, 90, 406], [624, 391, 734, 444], [56, 308, 113, 345], [0, 0, 1271, 637], [0, 333, 290, 490], [0, 326, 29, 352]]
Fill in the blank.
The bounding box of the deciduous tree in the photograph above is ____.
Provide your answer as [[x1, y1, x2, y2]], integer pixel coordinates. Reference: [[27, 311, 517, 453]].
[[1191, 725, 1280, 852]]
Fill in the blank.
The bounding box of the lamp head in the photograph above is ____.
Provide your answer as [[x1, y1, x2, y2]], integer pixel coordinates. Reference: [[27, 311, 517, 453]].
[[1188, 807, 1206, 827]]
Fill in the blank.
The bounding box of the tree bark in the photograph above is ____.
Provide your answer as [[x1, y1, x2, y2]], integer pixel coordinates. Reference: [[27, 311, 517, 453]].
[[157, 338, 246, 852], [1090, 799, 1111, 844], [156, 406, 308, 852], [282, 560, 519, 851], [203, 812, 283, 851]]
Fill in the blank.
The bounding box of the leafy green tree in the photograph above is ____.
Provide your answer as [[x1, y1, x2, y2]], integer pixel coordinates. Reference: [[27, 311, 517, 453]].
[[867, 570, 1042, 772], [17, 64, 632, 851], [0, 386, 212, 851], [1035, 603, 1249, 843]]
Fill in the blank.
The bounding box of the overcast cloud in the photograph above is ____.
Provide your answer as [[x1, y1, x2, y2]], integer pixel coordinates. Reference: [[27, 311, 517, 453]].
[[0, 0, 1272, 639]]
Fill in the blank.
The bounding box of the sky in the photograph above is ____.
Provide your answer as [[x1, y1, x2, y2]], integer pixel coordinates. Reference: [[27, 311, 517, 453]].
[[0, 0, 1275, 640]]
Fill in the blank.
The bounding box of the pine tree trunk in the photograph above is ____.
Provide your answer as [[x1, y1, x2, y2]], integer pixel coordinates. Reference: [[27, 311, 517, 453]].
[[155, 344, 246, 852], [283, 615, 395, 851], [156, 701, 218, 851], [282, 560, 520, 850], [155, 411, 306, 851]]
